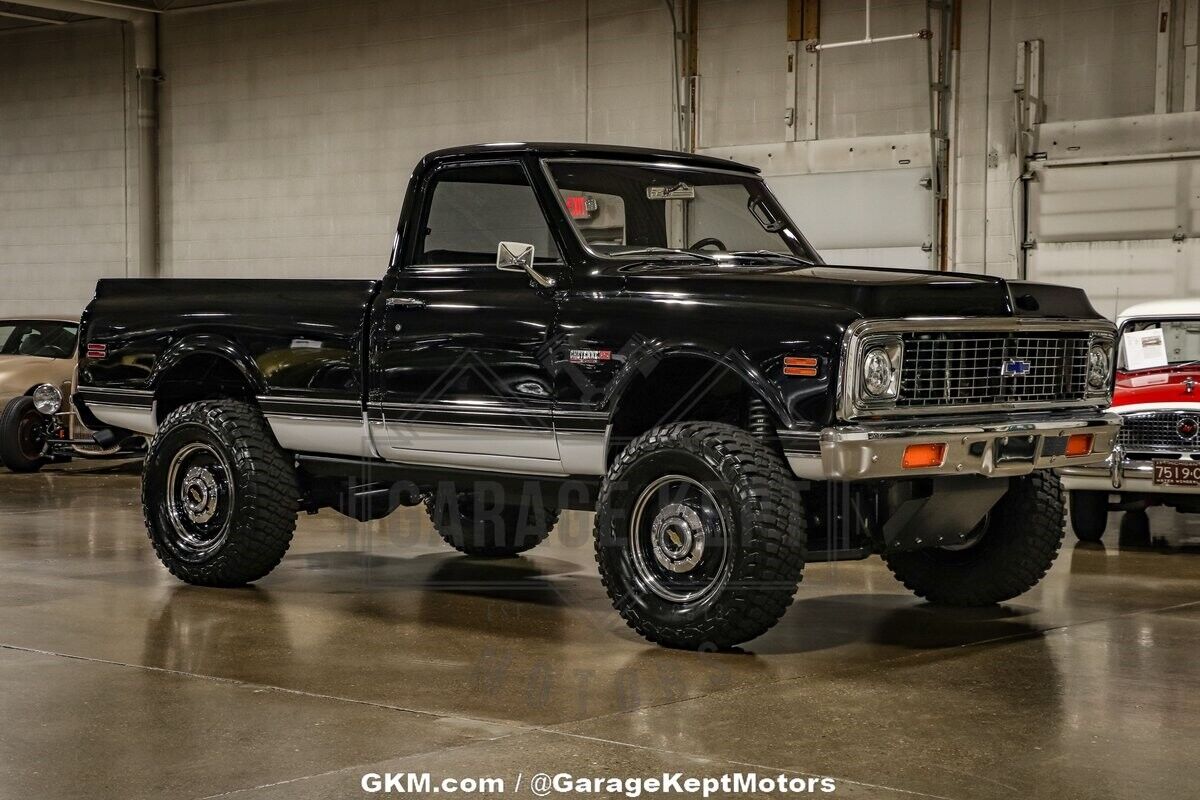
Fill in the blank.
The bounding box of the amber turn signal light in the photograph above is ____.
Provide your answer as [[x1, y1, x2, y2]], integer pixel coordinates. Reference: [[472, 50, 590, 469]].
[[783, 356, 818, 377], [1065, 433, 1094, 457], [902, 443, 946, 469]]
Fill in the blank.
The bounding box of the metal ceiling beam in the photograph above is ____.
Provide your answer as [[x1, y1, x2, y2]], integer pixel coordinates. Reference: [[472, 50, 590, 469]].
[[0, 8, 67, 22], [84, 0, 160, 13]]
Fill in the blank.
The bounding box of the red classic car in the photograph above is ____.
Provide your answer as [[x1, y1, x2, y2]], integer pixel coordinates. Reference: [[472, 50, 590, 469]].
[[1061, 300, 1200, 540]]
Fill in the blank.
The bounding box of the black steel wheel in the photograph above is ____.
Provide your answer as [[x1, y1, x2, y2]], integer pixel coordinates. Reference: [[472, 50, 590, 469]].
[[0, 396, 50, 473], [142, 400, 297, 586], [882, 471, 1066, 606], [594, 422, 806, 650], [1069, 490, 1109, 542]]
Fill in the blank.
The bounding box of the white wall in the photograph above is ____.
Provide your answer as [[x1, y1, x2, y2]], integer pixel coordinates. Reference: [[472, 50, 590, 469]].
[[0, 0, 1184, 308], [0, 20, 130, 318], [169, 0, 583, 278]]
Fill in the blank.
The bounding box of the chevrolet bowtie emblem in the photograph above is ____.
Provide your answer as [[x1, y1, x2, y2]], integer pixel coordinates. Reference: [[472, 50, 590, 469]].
[[1001, 359, 1031, 376]]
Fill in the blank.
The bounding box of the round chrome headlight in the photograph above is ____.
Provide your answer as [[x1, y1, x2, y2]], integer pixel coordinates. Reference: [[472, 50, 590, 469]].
[[32, 383, 63, 415], [863, 347, 896, 398], [1087, 344, 1110, 390]]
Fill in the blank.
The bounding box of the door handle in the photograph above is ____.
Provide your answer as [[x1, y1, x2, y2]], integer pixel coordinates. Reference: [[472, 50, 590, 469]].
[[386, 296, 426, 309]]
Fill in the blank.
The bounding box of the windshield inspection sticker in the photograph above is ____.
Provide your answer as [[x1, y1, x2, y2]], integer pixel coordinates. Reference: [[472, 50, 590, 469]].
[[646, 182, 695, 200], [1124, 328, 1169, 371]]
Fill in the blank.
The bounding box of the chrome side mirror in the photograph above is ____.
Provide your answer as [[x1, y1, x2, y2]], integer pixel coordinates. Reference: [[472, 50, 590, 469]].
[[497, 241, 555, 288]]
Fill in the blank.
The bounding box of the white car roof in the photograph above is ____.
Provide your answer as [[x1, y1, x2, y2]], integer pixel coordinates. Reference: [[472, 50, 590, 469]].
[[1118, 299, 1200, 326]]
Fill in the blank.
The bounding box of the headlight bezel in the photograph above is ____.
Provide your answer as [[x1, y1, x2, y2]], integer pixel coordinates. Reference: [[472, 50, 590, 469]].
[[31, 383, 63, 416], [857, 336, 903, 404], [1085, 337, 1115, 396]]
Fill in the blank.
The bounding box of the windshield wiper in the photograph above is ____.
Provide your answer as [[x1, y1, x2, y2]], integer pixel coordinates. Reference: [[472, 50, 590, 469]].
[[610, 247, 719, 264], [728, 249, 816, 265]]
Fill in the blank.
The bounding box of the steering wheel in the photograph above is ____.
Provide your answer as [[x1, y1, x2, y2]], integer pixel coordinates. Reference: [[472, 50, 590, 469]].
[[688, 237, 727, 251]]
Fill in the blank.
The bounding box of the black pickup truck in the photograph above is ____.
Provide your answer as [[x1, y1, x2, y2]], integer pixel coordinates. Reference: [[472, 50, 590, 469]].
[[75, 142, 1119, 649]]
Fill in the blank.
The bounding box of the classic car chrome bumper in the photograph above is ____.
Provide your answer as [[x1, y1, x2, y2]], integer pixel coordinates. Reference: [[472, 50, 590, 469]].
[[1059, 448, 1200, 495], [781, 411, 1121, 482]]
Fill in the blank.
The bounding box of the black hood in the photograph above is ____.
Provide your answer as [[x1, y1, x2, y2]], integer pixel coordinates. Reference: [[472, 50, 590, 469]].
[[611, 260, 1103, 321]]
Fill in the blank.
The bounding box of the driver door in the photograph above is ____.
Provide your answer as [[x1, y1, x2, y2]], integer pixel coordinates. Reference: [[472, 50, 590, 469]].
[[368, 161, 566, 474]]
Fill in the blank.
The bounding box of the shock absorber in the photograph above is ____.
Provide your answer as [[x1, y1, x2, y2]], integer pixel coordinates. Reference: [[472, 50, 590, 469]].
[[747, 397, 771, 443]]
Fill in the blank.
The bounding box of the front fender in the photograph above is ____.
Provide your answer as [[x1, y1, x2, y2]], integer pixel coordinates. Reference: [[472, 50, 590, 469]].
[[602, 342, 793, 427]]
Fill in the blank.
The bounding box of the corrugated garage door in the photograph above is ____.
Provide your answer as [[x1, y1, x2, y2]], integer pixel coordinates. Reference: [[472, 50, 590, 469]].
[[1026, 159, 1200, 319]]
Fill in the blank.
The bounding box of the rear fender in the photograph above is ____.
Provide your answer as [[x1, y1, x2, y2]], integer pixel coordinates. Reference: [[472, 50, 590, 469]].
[[146, 334, 266, 395]]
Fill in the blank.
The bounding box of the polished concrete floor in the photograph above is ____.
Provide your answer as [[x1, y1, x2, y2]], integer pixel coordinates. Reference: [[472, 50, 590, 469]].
[[2, 461, 1200, 799]]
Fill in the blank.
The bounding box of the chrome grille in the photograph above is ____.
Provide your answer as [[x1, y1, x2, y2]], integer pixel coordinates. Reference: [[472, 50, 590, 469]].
[[1118, 412, 1200, 453], [897, 332, 1091, 409]]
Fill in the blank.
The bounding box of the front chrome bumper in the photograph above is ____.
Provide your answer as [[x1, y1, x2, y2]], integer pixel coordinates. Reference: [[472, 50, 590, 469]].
[[782, 411, 1121, 482]]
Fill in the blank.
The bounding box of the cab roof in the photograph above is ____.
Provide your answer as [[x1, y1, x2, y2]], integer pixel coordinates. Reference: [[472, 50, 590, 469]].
[[418, 142, 759, 174]]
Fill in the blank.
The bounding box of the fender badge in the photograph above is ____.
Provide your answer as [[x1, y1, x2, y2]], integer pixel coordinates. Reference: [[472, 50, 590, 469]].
[[569, 349, 612, 365]]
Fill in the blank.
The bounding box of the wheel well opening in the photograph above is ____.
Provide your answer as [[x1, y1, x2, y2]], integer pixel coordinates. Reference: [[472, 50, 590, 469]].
[[154, 355, 256, 423], [606, 356, 778, 466]]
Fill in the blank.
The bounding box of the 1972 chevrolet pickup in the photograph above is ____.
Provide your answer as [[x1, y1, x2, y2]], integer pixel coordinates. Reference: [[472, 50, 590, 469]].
[[72, 142, 1120, 649]]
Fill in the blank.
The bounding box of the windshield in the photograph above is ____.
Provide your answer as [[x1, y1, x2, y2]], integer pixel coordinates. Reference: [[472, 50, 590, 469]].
[[545, 160, 817, 262], [1119, 318, 1200, 371], [0, 320, 78, 359]]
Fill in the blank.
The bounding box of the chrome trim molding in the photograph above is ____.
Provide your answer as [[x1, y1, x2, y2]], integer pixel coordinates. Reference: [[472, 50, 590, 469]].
[[837, 317, 1116, 422], [557, 425, 609, 475], [86, 402, 158, 435], [363, 402, 609, 476], [75, 386, 154, 409], [264, 413, 375, 458]]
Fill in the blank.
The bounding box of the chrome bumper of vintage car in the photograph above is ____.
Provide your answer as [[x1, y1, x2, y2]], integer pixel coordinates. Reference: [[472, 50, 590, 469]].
[[1059, 447, 1200, 495], [781, 411, 1121, 482]]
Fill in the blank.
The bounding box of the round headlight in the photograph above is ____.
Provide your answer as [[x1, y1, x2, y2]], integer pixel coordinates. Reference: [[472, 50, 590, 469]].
[[863, 347, 896, 398], [1087, 344, 1110, 390], [31, 383, 63, 415]]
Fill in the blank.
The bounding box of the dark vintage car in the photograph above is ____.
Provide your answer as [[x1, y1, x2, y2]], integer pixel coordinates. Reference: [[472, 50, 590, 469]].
[[72, 142, 1119, 649]]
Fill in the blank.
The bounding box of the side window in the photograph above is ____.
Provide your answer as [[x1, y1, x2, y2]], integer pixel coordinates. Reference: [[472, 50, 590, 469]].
[[419, 163, 560, 265]]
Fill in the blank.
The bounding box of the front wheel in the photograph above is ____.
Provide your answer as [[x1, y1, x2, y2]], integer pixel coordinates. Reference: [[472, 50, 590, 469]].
[[142, 400, 298, 586], [594, 422, 806, 650], [882, 471, 1065, 606], [0, 396, 50, 473], [1070, 490, 1109, 542]]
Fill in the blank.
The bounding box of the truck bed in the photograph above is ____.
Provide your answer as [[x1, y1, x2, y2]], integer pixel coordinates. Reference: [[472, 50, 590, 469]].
[[78, 278, 380, 404]]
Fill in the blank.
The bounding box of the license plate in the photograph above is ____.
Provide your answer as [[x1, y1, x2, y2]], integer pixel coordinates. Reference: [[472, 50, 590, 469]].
[[1153, 461, 1200, 486]]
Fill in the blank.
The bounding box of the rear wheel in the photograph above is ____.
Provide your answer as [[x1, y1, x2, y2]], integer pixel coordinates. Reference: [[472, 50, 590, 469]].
[[142, 400, 297, 586], [882, 471, 1066, 606], [1070, 490, 1109, 542], [594, 422, 806, 650], [0, 396, 49, 473]]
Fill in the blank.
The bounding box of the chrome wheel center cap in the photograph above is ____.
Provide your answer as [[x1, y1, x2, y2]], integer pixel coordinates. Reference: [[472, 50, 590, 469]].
[[180, 466, 219, 524], [650, 503, 705, 573]]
